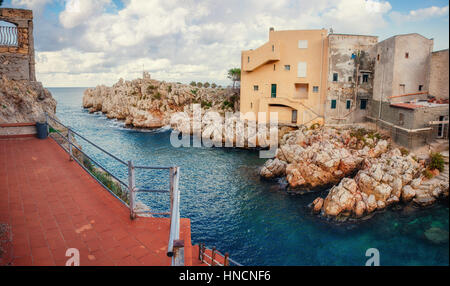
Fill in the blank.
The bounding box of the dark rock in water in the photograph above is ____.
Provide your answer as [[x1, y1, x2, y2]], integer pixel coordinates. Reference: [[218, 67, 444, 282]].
[[400, 204, 419, 217], [413, 196, 436, 207], [424, 227, 449, 244]]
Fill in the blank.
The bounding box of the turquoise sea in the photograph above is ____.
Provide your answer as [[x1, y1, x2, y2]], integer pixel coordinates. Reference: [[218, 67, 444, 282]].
[[48, 87, 449, 266]]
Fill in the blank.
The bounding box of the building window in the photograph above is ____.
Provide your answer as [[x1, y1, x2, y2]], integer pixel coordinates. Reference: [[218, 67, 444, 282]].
[[362, 74, 369, 83], [292, 110, 297, 123], [333, 73, 338, 82], [346, 100, 351, 109], [271, 84, 277, 98], [348, 76, 352, 82], [312, 86, 319, 93], [297, 62, 307, 77], [377, 54, 380, 61], [398, 113, 404, 126], [298, 40, 308, 49], [284, 65, 290, 71], [360, 99, 367, 110], [250, 102, 253, 109], [274, 64, 276, 71], [331, 99, 337, 109], [253, 85, 259, 91], [405, 52, 409, 58], [272, 45, 274, 52], [248, 56, 250, 63], [419, 85, 423, 91], [399, 84, 405, 95]]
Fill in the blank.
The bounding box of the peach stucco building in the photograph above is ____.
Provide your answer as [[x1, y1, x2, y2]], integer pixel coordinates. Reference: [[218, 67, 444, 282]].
[[240, 28, 328, 124]]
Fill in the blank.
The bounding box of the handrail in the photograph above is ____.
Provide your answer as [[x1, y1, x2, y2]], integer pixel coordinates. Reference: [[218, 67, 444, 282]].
[[44, 112, 184, 266], [198, 243, 242, 266], [0, 25, 18, 46]]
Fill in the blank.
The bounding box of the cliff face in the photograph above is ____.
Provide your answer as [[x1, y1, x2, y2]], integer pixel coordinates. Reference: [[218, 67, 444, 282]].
[[83, 76, 239, 128], [0, 76, 56, 123]]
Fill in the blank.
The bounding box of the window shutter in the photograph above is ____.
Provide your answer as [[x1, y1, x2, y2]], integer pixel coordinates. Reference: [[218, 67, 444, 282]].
[[297, 62, 307, 77], [298, 40, 308, 49]]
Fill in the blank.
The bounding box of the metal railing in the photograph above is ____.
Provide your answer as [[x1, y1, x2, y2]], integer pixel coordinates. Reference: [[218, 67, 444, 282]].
[[44, 113, 184, 265], [198, 243, 242, 266], [0, 25, 18, 46]]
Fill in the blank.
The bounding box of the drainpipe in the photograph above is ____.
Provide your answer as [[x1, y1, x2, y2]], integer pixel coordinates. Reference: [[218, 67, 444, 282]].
[[377, 49, 385, 131]]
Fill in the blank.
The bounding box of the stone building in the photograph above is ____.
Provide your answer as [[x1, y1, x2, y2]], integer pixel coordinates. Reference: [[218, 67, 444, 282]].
[[429, 49, 449, 101], [325, 33, 378, 125], [367, 33, 448, 149], [0, 8, 36, 81]]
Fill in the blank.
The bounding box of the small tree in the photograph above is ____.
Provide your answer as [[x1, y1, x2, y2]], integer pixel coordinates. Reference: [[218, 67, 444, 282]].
[[227, 68, 241, 89], [190, 81, 196, 86], [211, 83, 217, 88], [204, 82, 210, 88], [196, 82, 203, 88]]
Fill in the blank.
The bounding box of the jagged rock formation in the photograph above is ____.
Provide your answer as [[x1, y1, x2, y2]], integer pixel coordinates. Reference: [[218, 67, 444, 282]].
[[0, 76, 56, 123], [260, 126, 388, 190], [83, 77, 239, 129], [311, 149, 449, 220]]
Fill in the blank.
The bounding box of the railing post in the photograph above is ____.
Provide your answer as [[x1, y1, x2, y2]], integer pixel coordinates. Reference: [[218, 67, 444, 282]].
[[172, 239, 185, 266], [224, 252, 230, 266], [44, 112, 49, 134], [169, 167, 174, 219], [211, 246, 216, 266], [128, 160, 136, 219], [199, 243, 203, 262], [67, 127, 73, 161]]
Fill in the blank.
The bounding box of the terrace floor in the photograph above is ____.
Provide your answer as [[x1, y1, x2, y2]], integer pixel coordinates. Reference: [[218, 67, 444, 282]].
[[0, 137, 193, 266]]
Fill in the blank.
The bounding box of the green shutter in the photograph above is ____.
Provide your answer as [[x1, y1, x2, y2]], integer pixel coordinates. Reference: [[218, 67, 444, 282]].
[[331, 99, 336, 109], [271, 84, 277, 98], [346, 100, 351, 109]]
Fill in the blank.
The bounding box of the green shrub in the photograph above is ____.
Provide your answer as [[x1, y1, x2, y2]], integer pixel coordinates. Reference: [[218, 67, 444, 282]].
[[201, 100, 212, 108], [153, 92, 162, 100], [211, 83, 217, 88], [167, 85, 172, 93], [190, 81, 197, 86], [196, 82, 203, 88], [204, 82, 210, 88], [400, 147, 409, 156], [423, 169, 433, 179], [191, 89, 198, 95], [146, 85, 156, 93], [429, 152, 445, 172]]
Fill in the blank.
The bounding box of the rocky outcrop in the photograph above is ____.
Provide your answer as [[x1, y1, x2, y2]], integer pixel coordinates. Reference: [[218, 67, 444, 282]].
[[83, 77, 239, 129], [0, 76, 56, 123], [311, 148, 449, 219], [260, 126, 388, 190]]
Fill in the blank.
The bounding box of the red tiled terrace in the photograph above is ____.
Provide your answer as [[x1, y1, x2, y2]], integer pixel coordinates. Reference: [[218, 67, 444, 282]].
[[0, 137, 197, 266]]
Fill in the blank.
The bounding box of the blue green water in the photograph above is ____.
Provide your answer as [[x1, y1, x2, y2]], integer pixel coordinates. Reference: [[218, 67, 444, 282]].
[[48, 87, 449, 266]]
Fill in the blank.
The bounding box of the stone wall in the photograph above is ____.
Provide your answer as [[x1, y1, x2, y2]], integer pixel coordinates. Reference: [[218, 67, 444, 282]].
[[429, 49, 449, 100], [0, 8, 35, 81], [325, 34, 378, 124]]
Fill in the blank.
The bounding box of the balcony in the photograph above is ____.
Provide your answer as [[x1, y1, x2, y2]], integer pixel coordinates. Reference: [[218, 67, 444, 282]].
[[242, 41, 280, 72]]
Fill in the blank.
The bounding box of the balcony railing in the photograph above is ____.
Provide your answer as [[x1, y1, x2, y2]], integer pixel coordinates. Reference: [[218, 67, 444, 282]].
[[0, 25, 18, 46]]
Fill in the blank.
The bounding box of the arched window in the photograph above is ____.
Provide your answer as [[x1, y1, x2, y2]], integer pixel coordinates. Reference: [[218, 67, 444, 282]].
[[0, 20, 18, 46]]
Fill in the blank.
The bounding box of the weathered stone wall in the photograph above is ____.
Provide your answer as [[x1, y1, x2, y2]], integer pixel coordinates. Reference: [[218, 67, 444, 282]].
[[325, 34, 378, 124], [429, 49, 449, 100], [0, 8, 35, 81]]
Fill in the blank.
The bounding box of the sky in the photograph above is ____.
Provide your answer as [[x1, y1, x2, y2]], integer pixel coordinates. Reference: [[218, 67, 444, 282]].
[[2, 0, 449, 87]]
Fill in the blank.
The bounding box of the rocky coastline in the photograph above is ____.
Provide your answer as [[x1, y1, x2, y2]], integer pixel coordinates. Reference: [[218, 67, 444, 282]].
[[260, 126, 449, 222]]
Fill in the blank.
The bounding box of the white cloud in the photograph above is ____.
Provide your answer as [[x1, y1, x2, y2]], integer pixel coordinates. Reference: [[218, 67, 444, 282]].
[[59, 0, 112, 29], [11, 0, 52, 10], [390, 5, 449, 23], [27, 0, 446, 87]]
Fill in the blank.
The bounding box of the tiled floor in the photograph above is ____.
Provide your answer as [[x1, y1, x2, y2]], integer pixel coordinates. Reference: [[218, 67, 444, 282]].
[[0, 137, 192, 266]]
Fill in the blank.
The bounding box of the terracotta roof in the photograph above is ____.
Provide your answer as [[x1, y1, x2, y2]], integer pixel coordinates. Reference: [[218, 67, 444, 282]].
[[390, 103, 423, 110]]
